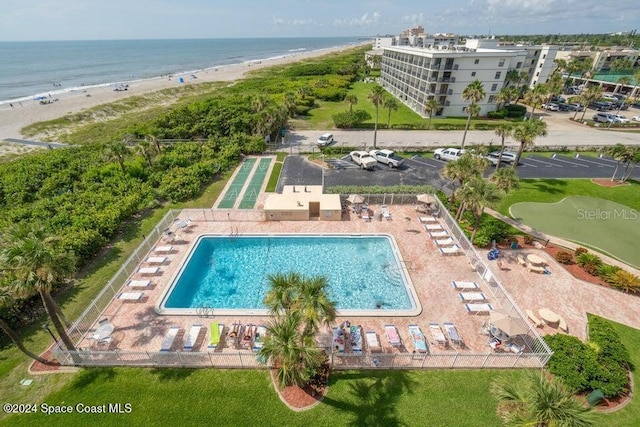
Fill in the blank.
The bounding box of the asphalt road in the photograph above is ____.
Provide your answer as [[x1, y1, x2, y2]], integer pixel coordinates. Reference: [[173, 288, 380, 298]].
[[277, 153, 639, 193]]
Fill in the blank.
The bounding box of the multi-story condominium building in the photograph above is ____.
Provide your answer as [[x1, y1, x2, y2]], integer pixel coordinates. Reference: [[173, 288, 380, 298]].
[[555, 48, 640, 72], [379, 39, 558, 118]]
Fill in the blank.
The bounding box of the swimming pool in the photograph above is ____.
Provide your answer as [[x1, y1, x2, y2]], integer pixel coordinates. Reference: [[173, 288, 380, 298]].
[[157, 234, 421, 316]]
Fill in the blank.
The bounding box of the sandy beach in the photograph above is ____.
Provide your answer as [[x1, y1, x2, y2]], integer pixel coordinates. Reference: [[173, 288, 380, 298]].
[[0, 43, 369, 146]]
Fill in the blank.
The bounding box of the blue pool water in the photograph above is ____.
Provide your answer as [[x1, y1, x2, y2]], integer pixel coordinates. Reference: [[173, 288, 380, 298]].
[[161, 235, 415, 312]]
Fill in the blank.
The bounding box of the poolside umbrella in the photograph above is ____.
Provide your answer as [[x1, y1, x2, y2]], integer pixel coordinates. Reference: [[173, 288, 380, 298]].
[[490, 309, 529, 336], [416, 194, 435, 204], [347, 194, 364, 204]]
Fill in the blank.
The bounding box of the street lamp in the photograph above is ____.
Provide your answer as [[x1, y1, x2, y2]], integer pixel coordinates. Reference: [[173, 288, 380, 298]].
[[42, 323, 58, 343]]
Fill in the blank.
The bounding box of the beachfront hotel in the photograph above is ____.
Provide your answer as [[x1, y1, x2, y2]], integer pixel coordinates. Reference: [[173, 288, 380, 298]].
[[378, 37, 558, 118]]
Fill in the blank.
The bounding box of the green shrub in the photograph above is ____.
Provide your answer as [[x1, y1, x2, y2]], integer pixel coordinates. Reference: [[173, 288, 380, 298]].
[[545, 316, 631, 398], [504, 104, 527, 118], [575, 247, 588, 256], [598, 263, 621, 281], [576, 252, 602, 275], [295, 105, 313, 116], [284, 63, 333, 77], [523, 234, 534, 245], [606, 270, 640, 293], [555, 251, 574, 264], [332, 109, 371, 128], [469, 216, 512, 248], [487, 109, 507, 119]]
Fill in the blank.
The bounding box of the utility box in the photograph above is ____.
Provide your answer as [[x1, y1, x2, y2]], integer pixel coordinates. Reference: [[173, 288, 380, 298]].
[[587, 389, 604, 407]]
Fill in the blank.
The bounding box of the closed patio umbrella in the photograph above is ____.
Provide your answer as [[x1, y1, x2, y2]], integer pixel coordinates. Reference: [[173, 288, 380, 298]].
[[490, 309, 529, 336], [347, 194, 365, 204], [416, 194, 435, 204]]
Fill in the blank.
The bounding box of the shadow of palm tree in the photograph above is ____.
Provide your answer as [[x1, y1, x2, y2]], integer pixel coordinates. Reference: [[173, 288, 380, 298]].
[[123, 306, 173, 347], [321, 370, 417, 427], [69, 367, 118, 390], [149, 367, 194, 381]]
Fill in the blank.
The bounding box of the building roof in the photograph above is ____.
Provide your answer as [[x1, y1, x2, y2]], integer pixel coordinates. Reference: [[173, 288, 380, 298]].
[[263, 186, 341, 211]]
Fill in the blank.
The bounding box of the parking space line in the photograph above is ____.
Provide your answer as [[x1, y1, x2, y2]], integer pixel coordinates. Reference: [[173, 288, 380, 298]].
[[409, 155, 439, 168], [570, 155, 612, 168], [522, 157, 555, 167], [549, 154, 589, 168]]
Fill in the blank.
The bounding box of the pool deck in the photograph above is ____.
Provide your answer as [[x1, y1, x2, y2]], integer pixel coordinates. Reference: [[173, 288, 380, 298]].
[[82, 205, 640, 355]]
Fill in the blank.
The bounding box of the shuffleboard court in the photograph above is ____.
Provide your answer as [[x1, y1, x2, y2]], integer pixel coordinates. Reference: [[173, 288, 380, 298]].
[[217, 158, 257, 209], [238, 157, 272, 209], [510, 196, 640, 268]]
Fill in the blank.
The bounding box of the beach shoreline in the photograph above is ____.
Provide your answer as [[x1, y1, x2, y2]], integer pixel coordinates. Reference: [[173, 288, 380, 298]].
[[0, 42, 370, 144]]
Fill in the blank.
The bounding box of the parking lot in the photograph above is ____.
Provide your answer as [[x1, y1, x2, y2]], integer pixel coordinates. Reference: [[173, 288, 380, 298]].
[[277, 152, 640, 193]]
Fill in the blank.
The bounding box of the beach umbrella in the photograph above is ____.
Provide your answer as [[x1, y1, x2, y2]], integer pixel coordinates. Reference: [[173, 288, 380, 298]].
[[416, 194, 435, 204], [346, 194, 364, 204], [490, 309, 529, 336]]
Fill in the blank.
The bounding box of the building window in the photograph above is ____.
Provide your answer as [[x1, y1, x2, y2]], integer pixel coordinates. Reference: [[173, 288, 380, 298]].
[[471, 71, 476, 77], [516, 62, 522, 68], [498, 59, 505, 67], [542, 54, 546, 59], [491, 83, 498, 91], [488, 95, 495, 103], [474, 59, 479, 64], [494, 71, 501, 79], [536, 72, 540, 77]]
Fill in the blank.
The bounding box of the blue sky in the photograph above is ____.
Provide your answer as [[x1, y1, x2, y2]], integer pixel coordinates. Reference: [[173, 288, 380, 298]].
[[0, 0, 638, 41]]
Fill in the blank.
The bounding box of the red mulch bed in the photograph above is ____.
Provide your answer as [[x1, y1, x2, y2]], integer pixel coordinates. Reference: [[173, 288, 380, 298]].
[[29, 348, 62, 373], [274, 363, 329, 410], [591, 178, 630, 188], [541, 244, 607, 286]]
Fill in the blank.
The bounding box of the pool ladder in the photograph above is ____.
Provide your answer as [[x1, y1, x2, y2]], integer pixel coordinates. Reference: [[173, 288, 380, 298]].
[[229, 226, 239, 238]]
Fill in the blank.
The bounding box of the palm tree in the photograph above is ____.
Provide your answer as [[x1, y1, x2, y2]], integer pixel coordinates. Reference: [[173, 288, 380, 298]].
[[145, 134, 162, 154], [544, 73, 564, 105], [0, 289, 57, 365], [492, 372, 594, 427], [258, 315, 325, 388], [441, 160, 465, 204], [578, 86, 603, 121], [504, 69, 521, 87], [511, 119, 548, 168], [461, 80, 486, 148], [494, 123, 513, 170], [489, 167, 520, 194], [423, 98, 441, 129], [383, 97, 399, 128], [0, 224, 77, 352], [604, 144, 627, 181], [296, 276, 337, 336], [620, 145, 640, 183], [284, 92, 297, 117], [344, 94, 358, 114], [457, 177, 502, 242], [251, 95, 269, 113], [368, 85, 386, 149], [135, 140, 153, 166], [495, 87, 518, 110], [441, 153, 485, 204], [103, 141, 129, 173], [524, 84, 549, 118]]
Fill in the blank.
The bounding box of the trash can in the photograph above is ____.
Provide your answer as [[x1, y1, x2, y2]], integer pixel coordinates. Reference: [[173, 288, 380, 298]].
[[587, 389, 604, 407]]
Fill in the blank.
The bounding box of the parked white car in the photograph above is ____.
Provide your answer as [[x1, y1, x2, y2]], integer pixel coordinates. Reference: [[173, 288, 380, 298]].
[[632, 116, 640, 122], [369, 149, 405, 168], [486, 150, 518, 166], [433, 147, 466, 162], [350, 151, 378, 170], [612, 115, 629, 123], [316, 133, 334, 147], [541, 103, 560, 111]]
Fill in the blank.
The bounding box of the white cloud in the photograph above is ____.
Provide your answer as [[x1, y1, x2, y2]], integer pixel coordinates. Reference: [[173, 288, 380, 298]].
[[334, 12, 381, 28], [401, 13, 424, 25], [271, 15, 319, 26]]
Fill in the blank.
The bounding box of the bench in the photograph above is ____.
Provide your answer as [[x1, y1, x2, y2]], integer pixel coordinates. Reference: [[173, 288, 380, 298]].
[[528, 264, 546, 274], [525, 309, 544, 328], [558, 316, 569, 333]]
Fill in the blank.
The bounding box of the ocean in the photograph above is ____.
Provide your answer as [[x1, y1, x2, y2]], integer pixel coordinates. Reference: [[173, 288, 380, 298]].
[[0, 37, 364, 104]]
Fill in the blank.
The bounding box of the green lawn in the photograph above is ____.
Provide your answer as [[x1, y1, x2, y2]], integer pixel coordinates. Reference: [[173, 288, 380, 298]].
[[497, 179, 640, 216], [304, 81, 507, 131], [510, 196, 640, 268], [5, 316, 639, 426]]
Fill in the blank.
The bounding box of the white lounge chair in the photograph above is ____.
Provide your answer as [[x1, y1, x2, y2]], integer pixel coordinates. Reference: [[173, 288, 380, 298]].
[[451, 281, 479, 290], [366, 331, 381, 352], [385, 324, 401, 347], [253, 325, 267, 351], [442, 322, 463, 346], [418, 216, 438, 223], [127, 279, 151, 288], [153, 245, 173, 253], [146, 256, 167, 264], [458, 292, 487, 302], [381, 205, 392, 220], [439, 245, 460, 255], [183, 324, 202, 351], [425, 223, 443, 231], [429, 230, 448, 238], [138, 267, 160, 275], [160, 326, 180, 352], [118, 292, 144, 301], [349, 325, 363, 353], [464, 303, 494, 314], [435, 237, 455, 246], [428, 323, 447, 346]]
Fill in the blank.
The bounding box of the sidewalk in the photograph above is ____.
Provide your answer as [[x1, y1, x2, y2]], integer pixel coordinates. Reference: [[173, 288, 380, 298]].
[[485, 207, 640, 276]]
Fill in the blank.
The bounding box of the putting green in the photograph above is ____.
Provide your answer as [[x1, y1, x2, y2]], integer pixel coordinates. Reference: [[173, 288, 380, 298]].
[[510, 196, 640, 269]]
